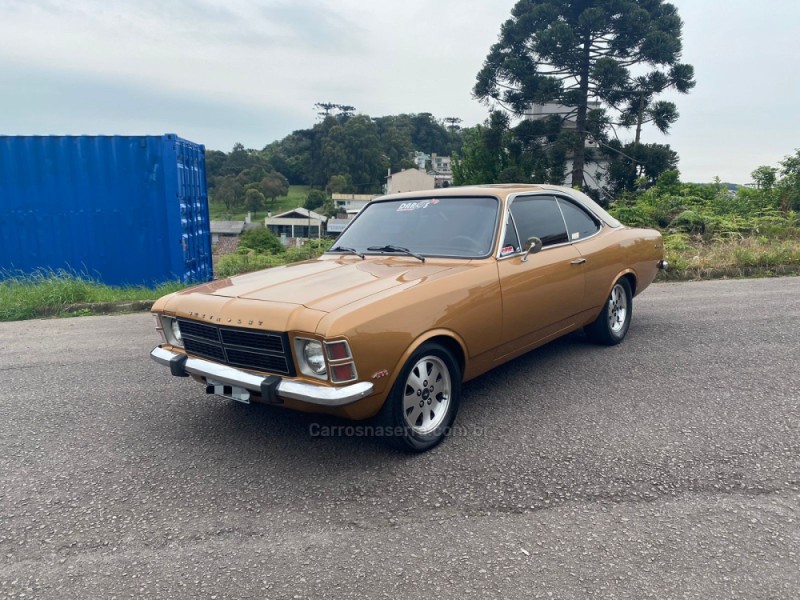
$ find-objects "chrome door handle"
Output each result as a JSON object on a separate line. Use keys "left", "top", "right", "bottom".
{"left": 570, "top": 258, "right": 587, "bottom": 265}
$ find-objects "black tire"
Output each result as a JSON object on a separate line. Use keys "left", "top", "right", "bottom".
{"left": 585, "top": 278, "right": 633, "bottom": 346}
{"left": 375, "top": 342, "right": 462, "bottom": 453}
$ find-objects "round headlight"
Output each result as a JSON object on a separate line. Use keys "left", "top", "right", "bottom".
{"left": 303, "top": 340, "right": 326, "bottom": 375}
{"left": 171, "top": 319, "right": 182, "bottom": 343}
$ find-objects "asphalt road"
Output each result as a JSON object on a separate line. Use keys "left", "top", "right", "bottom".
{"left": 1, "top": 278, "right": 799, "bottom": 599}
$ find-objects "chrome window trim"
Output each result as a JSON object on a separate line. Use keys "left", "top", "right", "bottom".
{"left": 496, "top": 192, "right": 605, "bottom": 260}
{"left": 555, "top": 195, "right": 601, "bottom": 242}
{"left": 535, "top": 185, "right": 622, "bottom": 228}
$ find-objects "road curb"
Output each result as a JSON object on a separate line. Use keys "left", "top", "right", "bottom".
{"left": 61, "top": 300, "right": 155, "bottom": 315}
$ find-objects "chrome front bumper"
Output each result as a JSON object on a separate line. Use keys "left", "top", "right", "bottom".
{"left": 150, "top": 346, "right": 374, "bottom": 407}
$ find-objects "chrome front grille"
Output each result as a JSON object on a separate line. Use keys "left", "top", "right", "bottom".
{"left": 177, "top": 318, "right": 294, "bottom": 376}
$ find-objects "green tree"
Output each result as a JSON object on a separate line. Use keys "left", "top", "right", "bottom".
{"left": 326, "top": 175, "right": 352, "bottom": 194}
{"left": 452, "top": 111, "right": 567, "bottom": 186}
{"left": 618, "top": 71, "right": 693, "bottom": 147}
{"left": 452, "top": 115, "right": 509, "bottom": 185}
{"left": 261, "top": 112, "right": 464, "bottom": 188}
{"left": 304, "top": 189, "right": 328, "bottom": 211}
{"left": 778, "top": 149, "right": 800, "bottom": 212}
{"left": 244, "top": 188, "right": 266, "bottom": 217}
{"left": 617, "top": 69, "right": 694, "bottom": 179}
{"left": 475, "top": 0, "right": 694, "bottom": 189}
{"left": 321, "top": 115, "right": 388, "bottom": 192}
{"left": 213, "top": 175, "right": 245, "bottom": 210}
{"left": 605, "top": 141, "right": 679, "bottom": 194}
{"left": 264, "top": 132, "right": 313, "bottom": 184}
{"left": 318, "top": 197, "right": 338, "bottom": 219}
{"left": 205, "top": 150, "right": 227, "bottom": 181}
{"left": 751, "top": 165, "right": 778, "bottom": 191}
{"left": 260, "top": 173, "right": 289, "bottom": 209}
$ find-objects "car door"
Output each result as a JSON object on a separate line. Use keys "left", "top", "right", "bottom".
{"left": 555, "top": 195, "right": 606, "bottom": 311}
{"left": 496, "top": 195, "right": 585, "bottom": 358}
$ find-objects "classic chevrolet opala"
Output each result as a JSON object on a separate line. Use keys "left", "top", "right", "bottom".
{"left": 151, "top": 184, "right": 666, "bottom": 451}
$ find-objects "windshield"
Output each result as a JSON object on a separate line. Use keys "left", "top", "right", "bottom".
{"left": 329, "top": 196, "right": 499, "bottom": 258}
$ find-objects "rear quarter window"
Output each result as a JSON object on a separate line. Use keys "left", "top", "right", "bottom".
{"left": 557, "top": 198, "right": 600, "bottom": 241}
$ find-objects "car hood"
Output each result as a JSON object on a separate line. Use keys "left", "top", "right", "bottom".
{"left": 183, "top": 258, "right": 462, "bottom": 313}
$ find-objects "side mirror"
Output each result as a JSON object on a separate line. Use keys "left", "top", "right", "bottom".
{"left": 522, "top": 237, "right": 543, "bottom": 262}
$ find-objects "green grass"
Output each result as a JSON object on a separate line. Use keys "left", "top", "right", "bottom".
{"left": 5, "top": 233, "right": 797, "bottom": 322}
{"left": 0, "top": 270, "right": 185, "bottom": 321}
{"left": 208, "top": 185, "right": 310, "bottom": 221}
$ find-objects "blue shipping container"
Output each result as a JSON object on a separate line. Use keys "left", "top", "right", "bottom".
{"left": 0, "top": 134, "right": 212, "bottom": 286}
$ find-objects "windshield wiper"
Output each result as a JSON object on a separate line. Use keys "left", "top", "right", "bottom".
{"left": 329, "top": 246, "right": 365, "bottom": 259}
{"left": 366, "top": 245, "right": 425, "bottom": 263}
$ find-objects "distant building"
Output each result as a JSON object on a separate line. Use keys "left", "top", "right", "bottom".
{"left": 429, "top": 153, "right": 453, "bottom": 188}
{"left": 409, "top": 152, "right": 453, "bottom": 187}
{"left": 431, "top": 153, "right": 451, "bottom": 174}
{"left": 332, "top": 193, "right": 377, "bottom": 215}
{"left": 412, "top": 151, "right": 429, "bottom": 170}
{"left": 265, "top": 207, "right": 327, "bottom": 241}
{"left": 326, "top": 218, "right": 352, "bottom": 236}
{"left": 525, "top": 102, "right": 608, "bottom": 190}
{"left": 386, "top": 168, "right": 436, "bottom": 194}
{"left": 210, "top": 220, "right": 245, "bottom": 247}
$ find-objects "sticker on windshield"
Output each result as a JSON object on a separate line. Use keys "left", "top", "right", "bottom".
{"left": 397, "top": 200, "right": 432, "bottom": 212}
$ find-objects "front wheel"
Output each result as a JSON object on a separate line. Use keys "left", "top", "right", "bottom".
{"left": 585, "top": 278, "right": 633, "bottom": 346}
{"left": 376, "top": 342, "right": 461, "bottom": 453}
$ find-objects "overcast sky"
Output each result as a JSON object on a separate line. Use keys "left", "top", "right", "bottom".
{"left": 1, "top": 0, "right": 798, "bottom": 183}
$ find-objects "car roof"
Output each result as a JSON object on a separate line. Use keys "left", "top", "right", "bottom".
{"left": 375, "top": 184, "right": 622, "bottom": 228}
{"left": 377, "top": 184, "right": 547, "bottom": 201}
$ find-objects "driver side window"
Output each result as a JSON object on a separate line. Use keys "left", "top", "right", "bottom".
{"left": 508, "top": 196, "right": 569, "bottom": 248}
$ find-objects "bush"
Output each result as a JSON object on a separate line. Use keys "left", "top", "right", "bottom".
{"left": 238, "top": 227, "right": 285, "bottom": 254}
{"left": 609, "top": 170, "right": 799, "bottom": 242}
{"left": 663, "top": 232, "right": 691, "bottom": 251}
{"left": 216, "top": 238, "right": 334, "bottom": 277}
{"left": 669, "top": 209, "right": 713, "bottom": 234}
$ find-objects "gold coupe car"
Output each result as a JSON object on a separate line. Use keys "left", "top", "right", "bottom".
{"left": 151, "top": 184, "right": 666, "bottom": 452}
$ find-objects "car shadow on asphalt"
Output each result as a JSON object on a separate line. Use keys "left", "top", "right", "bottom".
{"left": 155, "top": 328, "right": 618, "bottom": 469}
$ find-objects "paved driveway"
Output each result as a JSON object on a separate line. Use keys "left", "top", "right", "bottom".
{"left": 1, "top": 278, "right": 798, "bottom": 599}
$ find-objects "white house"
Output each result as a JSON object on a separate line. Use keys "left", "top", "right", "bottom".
{"left": 265, "top": 207, "right": 327, "bottom": 241}
{"left": 525, "top": 102, "right": 609, "bottom": 190}
{"left": 411, "top": 151, "right": 429, "bottom": 170}
{"left": 331, "top": 193, "right": 377, "bottom": 214}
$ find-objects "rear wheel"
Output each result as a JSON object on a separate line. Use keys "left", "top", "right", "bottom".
{"left": 585, "top": 278, "right": 632, "bottom": 345}
{"left": 376, "top": 342, "right": 461, "bottom": 452}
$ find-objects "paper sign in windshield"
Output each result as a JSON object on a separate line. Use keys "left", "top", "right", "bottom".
{"left": 396, "top": 200, "right": 438, "bottom": 212}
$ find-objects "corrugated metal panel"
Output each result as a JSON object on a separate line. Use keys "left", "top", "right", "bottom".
{"left": 0, "top": 134, "right": 212, "bottom": 286}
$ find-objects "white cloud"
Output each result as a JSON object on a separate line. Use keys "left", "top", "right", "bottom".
{"left": 1, "top": 0, "right": 799, "bottom": 182}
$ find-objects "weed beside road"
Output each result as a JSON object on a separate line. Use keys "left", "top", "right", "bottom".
{"left": 3, "top": 235, "right": 798, "bottom": 321}
{"left": 0, "top": 270, "right": 185, "bottom": 321}
{"left": 660, "top": 235, "right": 800, "bottom": 281}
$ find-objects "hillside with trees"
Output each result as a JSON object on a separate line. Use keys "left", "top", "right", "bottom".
{"left": 262, "top": 111, "right": 463, "bottom": 191}
{"left": 205, "top": 111, "right": 465, "bottom": 217}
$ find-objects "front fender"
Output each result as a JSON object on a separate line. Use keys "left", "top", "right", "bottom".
{"left": 383, "top": 328, "right": 469, "bottom": 394}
